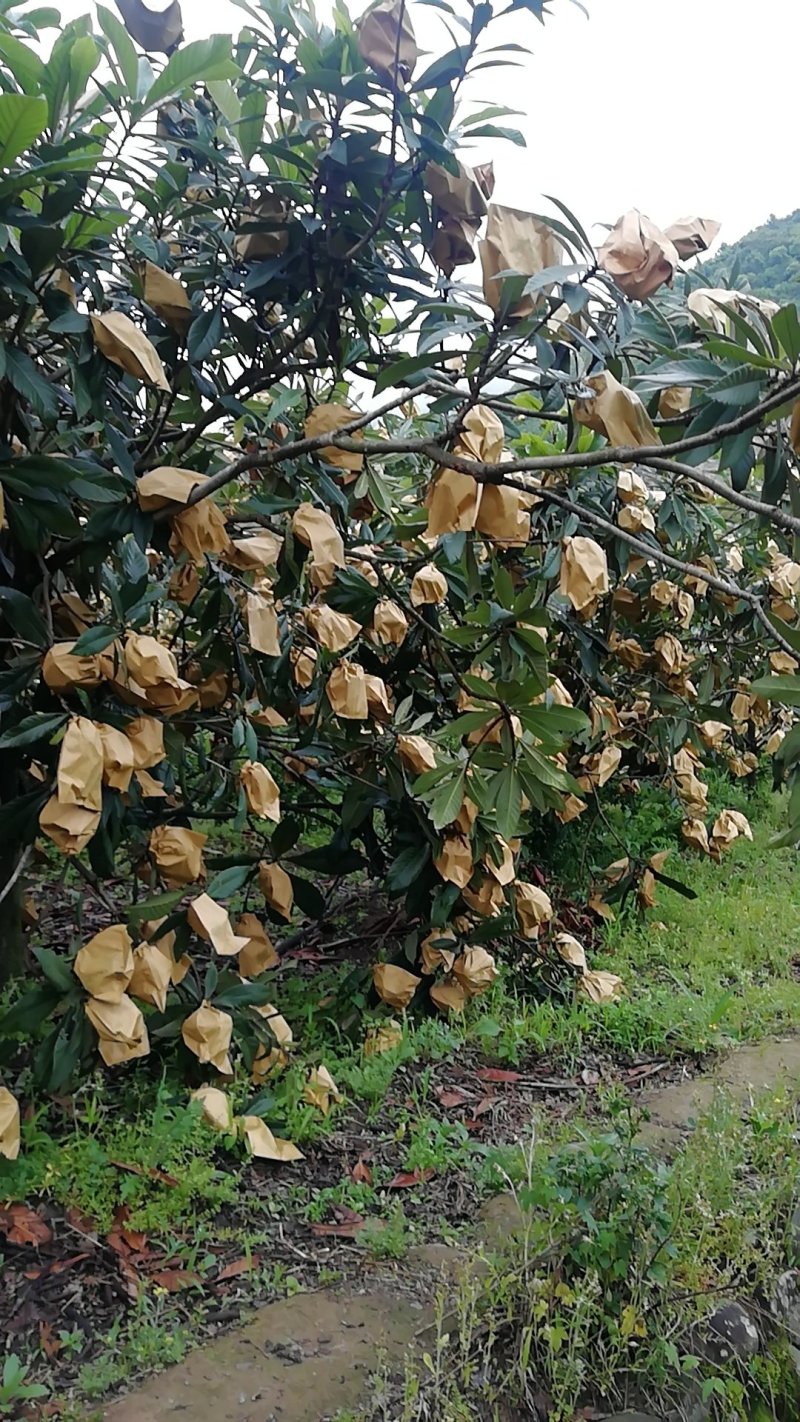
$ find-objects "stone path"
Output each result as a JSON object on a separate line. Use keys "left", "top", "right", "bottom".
{"left": 102, "top": 1037, "right": 800, "bottom": 1422}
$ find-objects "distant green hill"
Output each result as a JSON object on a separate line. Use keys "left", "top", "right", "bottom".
{"left": 700, "top": 209, "right": 800, "bottom": 307}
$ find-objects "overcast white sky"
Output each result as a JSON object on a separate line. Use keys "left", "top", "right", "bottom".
{"left": 58, "top": 0, "right": 798, "bottom": 250}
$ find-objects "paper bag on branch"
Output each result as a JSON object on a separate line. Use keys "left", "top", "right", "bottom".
{"left": 74, "top": 925, "right": 134, "bottom": 1003}
{"left": 658, "top": 385, "right": 691, "bottom": 420}
{"left": 372, "top": 599, "right": 408, "bottom": 646}
{"left": 247, "top": 590, "right": 281, "bottom": 657}
{"left": 574, "top": 372, "right": 659, "bottom": 448}
{"left": 425, "top": 160, "right": 488, "bottom": 225}
{"left": 97, "top": 723, "right": 135, "bottom": 792}
{"left": 187, "top": 894, "right": 250, "bottom": 957}
{"left": 42, "top": 641, "right": 108, "bottom": 690}
{"left": 125, "top": 633, "right": 180, "bottom": 691}
{"left": 364, "top": 673, "right": 392, "bottom": 720}
{"left": 39, "top": 799, "right": 100, "bottom": 855}
{"left": 476, "top": 484, "right": 530, "bottom": 545}
{"left": 681, "top": 817, "right": 710, "bottom": 854}
{"left": 0, "top": 1088, "right": 20, "bottom": 1161}
{"left": 240, "top": 761, "right": 281, "bottom": 821}
{"left": 364, "top": 1019, "right": 403, "bottom": 1054}
{"left": 304, "top": 404, "right": 363, "bottom": 474}
{"left": 373, "top": 962, "right": 420, "bottom": 1009}
{"left": 454, "top": 403, "right": 505, "bottom": 464}
{"left": 578, "top": 970, "right": 623, "bottom": 1003}
{"left": 143, "top": 261, "right": 191, "bottom": 333}
{"left": 259, "top": 861, "right": 294, "bottom": 920}
{"left": 430, "top": 977, "right": 467, "bottom": 1014}
{"left": 170, "top": 501, "right": 232, "bottom": 564}
{"left": 86, "top": 994, "right": 149, "bottom": 1066}
{"left": 663, "top": 216, "right": 721, "bottom": 258}
{"left": 235, "top": 914, "right": 279, "bottom": 977}
{"left": 290, "top": 644, "right": 317, "bottom": 688}
{"left": 420, "top": 929, "right": 456, "bottom": 974}
{"left": 182, "top": 1002, "right": 233, "bottom": 1074}
{"left": 91, "top": 311, "right": 170, "bottom": 390}
{"left": 397, "top": 733, "right": 437, "bottom": 774}
{"left": 480, "top": 203, "right": 564, "bottom": 318}
{"left": 57, "top": 717, "right": 103, "bottom": 812}
{"left": 292, "top": 503, "right": 345, "bottom": 579}
{"left": 597, "top": 210, "right": 678, "bottom": 301}
{"left": 555, "top": 932, "right": 586, "bottom": 971}
{"left": 303, "top": 1064, "right": 342, "bottom": 1116}
{"left": 411, "top": 563, "right": 447, "bottom": 606}
{"left": 452, "top": 946, "right": 497, "bottom": 997}
{"left": 125, "top": 716, "right": 165, "bottom": 769}
{"left": 224, "top": 531, "right": 283, "bottom": 573}
{"left": 426, "top": 467, "right": 481, "bottom": 537}
{"left": 129, "top": 940, "right": 172, "bottom": 1012}
{"left": 149, "top": 824, "right": 207, "bottom": 886}
{"left": 191, "top": 1085, "right": 232, "bottom": 1133}
{"left": 431, "top": 217, "right": 477, "bottom": 276}
{"left": 242, "top": 1116, "right": 303, "bottom": 1161}
{"left": 433, "top": 832, "right": 473, "bottom": 889}
{"left": 305, "top": 604, "right": 361, "bottom": 652}
{"left": 358, "top": 0, "right": 419, "bottom": 89}
{"left": 234, "top": 193, "right": 289, "bottom": 262}
{"left": 514, "top": 882, "right": 553, "bottom": 936}
{"left": 559, "top": 536, "right": 609, "bottom": 613}
{"left": 327, "top": 662, "right": 369, "bottom": 719}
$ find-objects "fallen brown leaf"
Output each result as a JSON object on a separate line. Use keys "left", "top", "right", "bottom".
{"left": 217, "top": 1256, "right": 260, "bottom": 1281}
{"left": 150, "top": 1268, "right": 201, "bottom": 1291}
{"left": 475, "top": 1067, "right": 521, "bottom": 1083}
{"left": 38, "top": 1322, "right": 61, "bottom": 1360}
{"left": 0, "top": 1205, "right": 52, "bottom": 1247}
{"left": 436, "top": 1087, "right": 471, "bottom": 1108}
{"left": 386, "top": 1168, "right": 436, "bottom": 1189}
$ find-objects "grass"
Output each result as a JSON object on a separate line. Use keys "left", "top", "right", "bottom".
{"left": 357, "top": 1085, "right": 800, "bottom": 1422}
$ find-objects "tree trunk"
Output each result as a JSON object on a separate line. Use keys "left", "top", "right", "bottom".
{"left": 0, "top": 754, "right": 25, "bottom": 987}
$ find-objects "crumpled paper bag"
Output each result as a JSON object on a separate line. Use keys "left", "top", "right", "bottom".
{"left": 476, "top": 484, "right": 530, "bottom": 546}
{"left": 125, "top": 633, "right": 180, "bottom": 692}
{"left": 463, "top": 875, "right": 504, "bottom": 918}
{"left": 577, "top": 743, "right": 622, "bottom": 790}
{"left": 556, "top": 794, "right": 587, "bottom": 824}
{"left": 578, "top": 970, "right": 624, "bottom": 1003}
{"left": 426, "top": 467, "right": 481, "bottom": 537}
{"left": 452, "top": 946, "right": 497, "bottom": 996}
{"left": 410, "top": 563, "right": 447, "bottom": 606}
{"left": 658, "top": 385, "right": 691, "bottom": 420}
{"left": 97, "top": 723, "right": 135, "bottom": 792}
{"left": 397, "top": 734, "right": 436, "bottom": 774}
{"left": 598, "top": 210, "right": 678, "bottom": 301}
{"left": 327, "top": 662, "right": 368, "bottom": 719}
{"left": 182, "top": 1002, "right": 233, "bottom": 1074}
{"left": 241, "top": 1116, "right": 303, "bottom": 1161}
{"left": 91, "top": 311, "right": 170, "bottom": 390}
{"left": 234, "top": 193, "right": 289, "bottom": 262}
{"left": 57, "top": 717, "right": 103, "bottom": 812}
{"left": 74, "top": 925, "right": 134, "bottom": 1003}
{"left": 711, "top": 808, "right": 752, "bottom": 851}
{"left": 143, "top": 260, "right": 191, "bottom": 333}
{"left": 420, "top": 928, "right": 456, "bottom": 975}
{"left": 364, "top": 1019, "right": 403, "bottom": 1054}
{"left": 358, "top": 0, "right": 419, "bottom": 89}
{"left": 559, "top": 536, "right": 609, "bottom": 613}
{"left": 555, "top": 932, "right": 586, "bottom": 970}
{"left": 303, "top": 1064, "right": 343, "bottom": 1116}
{"left": 0, "top": 1088, "right": 20, "bottom": 1161}
{"left": 86, "top": 994, "right": 150, "bottom": 1066}
{"left": 191, "top": 1085, "right": 232, "bottom": 1133}
{"left": 290, "top": 644, "right": 317, "bottom": 688}
{"left": 681, "top": 817, "right": 710, "bottom": 854}
{"left": 574, "top": 371, "right": 659, "bottom": 448}
{"left": 514, "top": 883, "right": 553, "bottom": 936}
{"left": 129, "top": 940, "right": 172, "bottom": 1012}
{"left": 430, "top": 977, "right": 467, "bottom": 1014}
{"left": 224, "top": 530, "right": 283, "bottom": 573}
{"left": 170, "top": 501, "right": 232, "bottom": 564}
{"left": 305, "top": 604, "right": 361, "bottom": 652}
{"left": 292, "top": 503, "right": 345, "bottom": 580}
{"left": 426, "top": 159, "right": 489, "bottom": 225}
{"left": 431, "top": 217, "right": 478, "bottom": 276}
{"left": 235, "top": 914, "right": 279, "bottom": 977}
{"left": 433, "top": 832, "right": 473, "bottom": 889}
{"left": 125, "top": 716, "right": 165, "bottom": 769}
{"left": 304, "top": 404, "right": 363, "bottom": 474}
{"left": 663, "top": 216, "right": 720, "bottom": 258}
{"left": 187, "top": 894, "right": 250, "bottom": 957}
{"left": 42, "top": 641, "right": 108, "bottom": 690}
{"left": 149, "top": 824, "right": 207, "bottom": 886}
{"left": 373, "top": 962, "right": 420, "bottom": 1009}
{"left": 480, "top": 203, "right": 564, "bottom": 317}
{"left": 240, "top": 761, "right": 281, "bottom": 822}
{"left": 136, "top": 466, "right": 206, "bottom": 510}
{"left": 364, "top": 673, "right": 392, "bottom": 720}
{"left": 247, "top": 590, "right": 281, "bottom": 657}
{"left": 39, "top": 799, "right": 100, "bottom": 855}
{"left": 259, "top": 861, "right": 294, "bottom": 920}
{"left": 372, "top": 599, "right": 408, "bottom": 646}
{"left": 455, "top": 404, "right": 505, "bottom": 464}
{"left": 143, "top": 916, "right": 191, "bottom": 985}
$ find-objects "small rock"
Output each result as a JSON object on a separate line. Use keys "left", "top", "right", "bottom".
{"left": 771, "top": 1268, "right": 800, "bottom": 1342}
{"left": 703, "top": 1299, "right": 760, "bottom": 1364}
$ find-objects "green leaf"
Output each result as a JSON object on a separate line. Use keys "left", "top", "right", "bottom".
{"left": 97, "top": 3, "right": 140, "bottom": 95}
{"left": 490, "top": 764, "right": 521, "bottom": 839}
{"left": 772, "top": 304, "right": 800, "bottom": 364}
{"left": 5, "top": 346, "right": 58, "bottom": 420}
{"left": 144, "top": 36, "right": 238, "bottom": 111}
{"left": 749, "top": 674, "right": 800, "bottom": 706}
{"left": 428, "top": 770, "right": 466, "bottom": 830}
{"left": 0, "top": 711, "right": 68, "bottom": 749}
{"left": 33, "top": 945, "right": 76, "bottom": 994}
{"left": 387, "top": 841, "right": 431, "bottom": 894}
{"left": 206, "top": 863, "right": 253, "bottom": 899}
{"left": 238, "top": 87, "right": 266, "bottom": 164}
{"left": 0, "top": 92, "right": 47, "bottom": 166}
{"left": 71, "top": 624, "right": 119, "bottom": 655}
{"left": 0, "top": 588, "right": 49, "bottom": 647}
{"left": 0, "top": 34, "right": 46, "bottom": 94}
{"left": 125, "top": 889, "right": 185, "bottom": 923}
